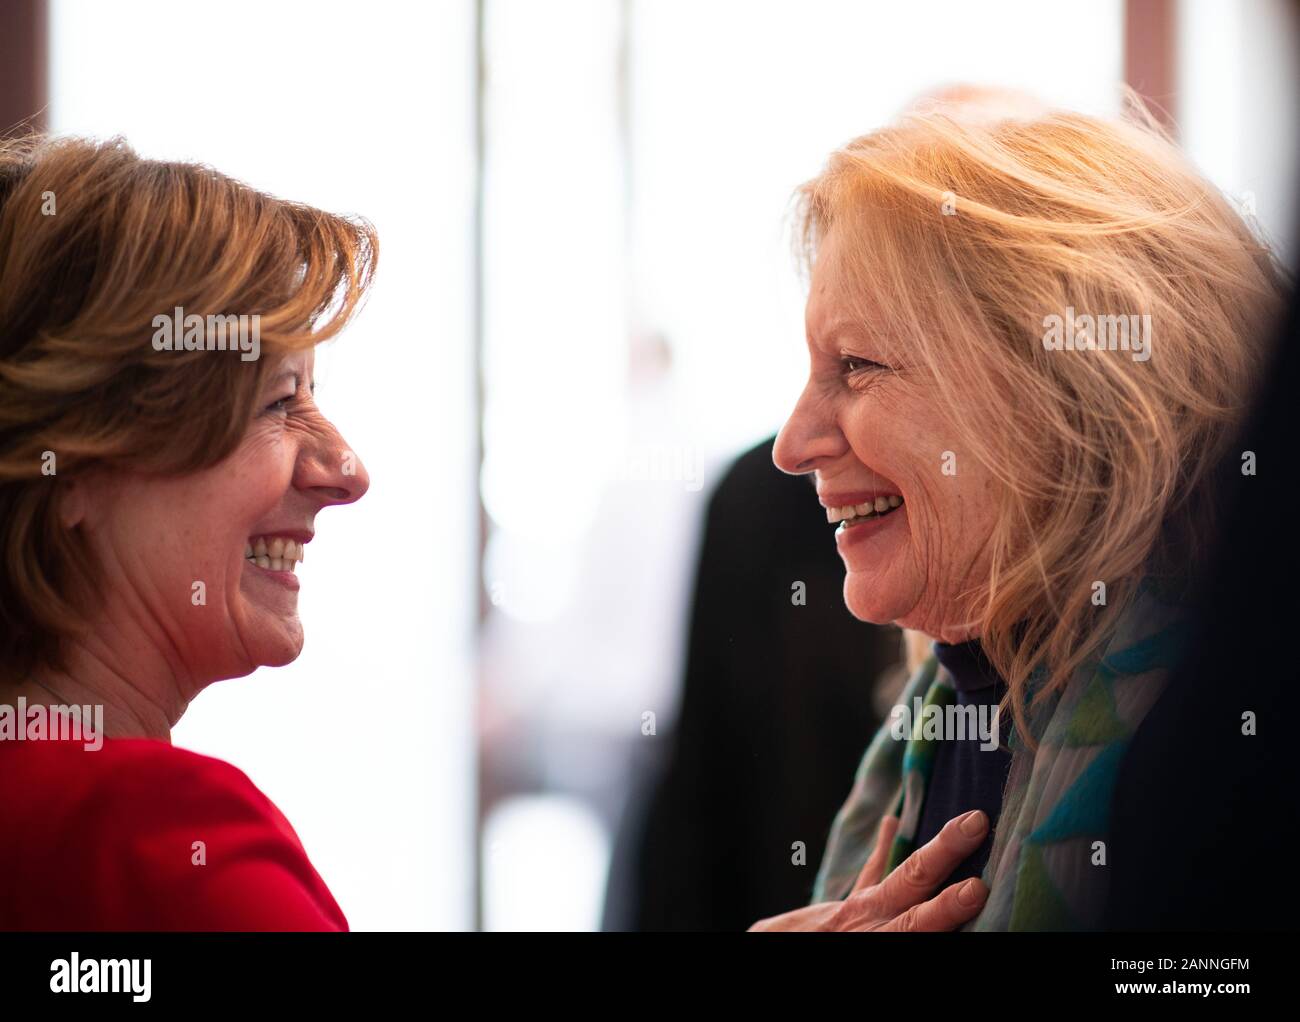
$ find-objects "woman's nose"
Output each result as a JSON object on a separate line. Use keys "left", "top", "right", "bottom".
{"left": 772, "top": 384, "right": 847, "bottom": 475}
{"left": 296, "top": 417, "right": 370, "bottom": 506}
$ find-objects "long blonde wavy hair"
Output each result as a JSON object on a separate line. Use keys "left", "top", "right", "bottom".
{"left": 795, "top": 92, "right": 1289, "bottom": 745}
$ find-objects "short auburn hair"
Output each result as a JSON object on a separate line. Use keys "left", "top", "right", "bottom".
{"left": 0, "top": 135, "right": 377, "bottom": 680}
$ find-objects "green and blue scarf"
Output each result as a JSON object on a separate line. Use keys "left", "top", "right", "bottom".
{"left": 811, "top": 585, "right": 1188, "bottom": 930}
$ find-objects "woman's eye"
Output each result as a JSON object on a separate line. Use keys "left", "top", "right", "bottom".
{"left": 841, "top": 355, "right": 885, "bottom": 376}
{"left": 264, "top": 394, "right": 293, "bottom": 415}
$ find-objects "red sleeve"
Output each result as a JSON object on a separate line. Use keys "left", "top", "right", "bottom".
{"left": 1, "top": 738, "right": 349, "bottom": 932}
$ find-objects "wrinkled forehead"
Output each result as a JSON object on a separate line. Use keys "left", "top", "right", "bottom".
{"left": 805, "top": 231, "right": 846, "bottom": 329}
{"left": 265, "top": 347, "right": 315, "bottom": 382}
{"left": 804, "top": 228, "right": 885, "bottom": 347}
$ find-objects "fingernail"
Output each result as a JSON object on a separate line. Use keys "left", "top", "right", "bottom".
{"left": 958, "top": 878, "right": 985, "bottom": 906}
{"left": 959, "top": 810, "right": 987, "bottom": 837}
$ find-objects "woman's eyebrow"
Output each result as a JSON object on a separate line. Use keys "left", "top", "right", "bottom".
{"left": 813, "top": 314, "right": 876, "bottom": 345}
{"left": 823, "top": 329, "right": 887, "bottom": 357}
{"left": 825, "top": 316, "right": 901, "bottom": 359}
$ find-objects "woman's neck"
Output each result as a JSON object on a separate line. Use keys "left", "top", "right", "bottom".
{"left": 3, "top": 646, "right": 180, "bottom": 742}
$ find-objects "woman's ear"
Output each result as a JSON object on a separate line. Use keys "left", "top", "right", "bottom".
{"left": 55, "top": 475, "right": 88, "bottom": 530}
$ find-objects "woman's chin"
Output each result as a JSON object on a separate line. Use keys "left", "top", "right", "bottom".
{"left": 241, "top": 618, "right": 304, "bottom": 669}
{"left": 841, "top": 575, "right": 903, "bottom": 625}
{"left": 260, "top": 642, "right": 303, "bottom": 669}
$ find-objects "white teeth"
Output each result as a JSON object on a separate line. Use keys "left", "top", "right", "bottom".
{"left": 824, "top": 495, "right": 905, "bottom": 525}
{"left": 244, "top": 536, "right": 306, "bottom": 572}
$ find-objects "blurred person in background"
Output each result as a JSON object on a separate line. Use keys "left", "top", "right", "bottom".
{"left": 604, "top": 437, "right": 904, "bottom": 931}
{"left": 1106, "top": 247, "right": 1300, "bottom": 930}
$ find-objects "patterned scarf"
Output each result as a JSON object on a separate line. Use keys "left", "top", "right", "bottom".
{"left": 811, "top": 584, "right": 1188, "bottom": 930}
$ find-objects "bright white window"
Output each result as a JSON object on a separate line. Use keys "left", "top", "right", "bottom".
{"left": 477, "top": 0, "right": 1124, "bottom": 931}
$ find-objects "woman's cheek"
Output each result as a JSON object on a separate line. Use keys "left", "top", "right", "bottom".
{"left": 229, "top": 434, "right": 296, "bottom": 500}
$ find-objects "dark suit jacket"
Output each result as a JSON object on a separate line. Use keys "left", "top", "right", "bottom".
{"left": 1106, "top": 283, "right": 1300, "bottom": 929}
{"left": 604, "top": 438, "right": 902, "bottom": 930}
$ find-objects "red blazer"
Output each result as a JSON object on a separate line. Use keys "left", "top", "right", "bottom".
{"left": 0, "top": 735, "right": 348, "bottom": 931}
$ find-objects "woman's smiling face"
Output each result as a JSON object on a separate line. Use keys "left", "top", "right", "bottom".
{"left": 66, "top": 348, "right": 369, "bottom": 683}
{"left": 773, "top": 229, "right": 998, "bottom": 643}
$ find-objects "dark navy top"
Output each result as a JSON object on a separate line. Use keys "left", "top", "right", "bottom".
{"left": 910, "top": 640, "right": 1013, "bottom": 887}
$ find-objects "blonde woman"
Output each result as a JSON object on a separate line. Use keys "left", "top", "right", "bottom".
{"left": 751, "top": 94, "right": 1287, "bottom": 931}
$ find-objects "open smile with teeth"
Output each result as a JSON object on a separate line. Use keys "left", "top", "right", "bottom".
{"left": 244, "top": 536, "right": 306, "bottom": 573}
{"left": 826, "top": 495, "right": 904, "bottom": 529}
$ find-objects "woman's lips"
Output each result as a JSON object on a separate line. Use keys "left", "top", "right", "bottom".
{"left": 242, "top": 532, "right": 310, "bottom": 593}
{"left": 243, "top": 558, "right": 301, "bottom": 591}
{"left": 833, "top": 500, "right": 907, "bottom": 553}
{"left": 819, "top": 486, "right": 908, "bottom": 553}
